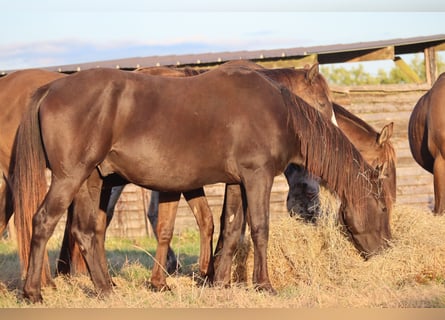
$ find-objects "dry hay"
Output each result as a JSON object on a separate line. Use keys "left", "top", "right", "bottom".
{"left": 232, "top": 184, "right": 445, "bottom": 298}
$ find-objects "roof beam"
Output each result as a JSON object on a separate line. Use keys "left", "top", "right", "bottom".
{"left": 318, "top": 46, "right": 394, "bottom": 64}
{"left": 256, "top": 54, "right": 318, "bottom": 69}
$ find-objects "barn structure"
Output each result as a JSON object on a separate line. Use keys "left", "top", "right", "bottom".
{"left": 3, "top": 34, "right": 445, "bottom": 238}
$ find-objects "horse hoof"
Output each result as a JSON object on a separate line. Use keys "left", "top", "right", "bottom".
{"left": 213, "top": 280, "right": 231, "bottom": 289}
{"left": 166, "top": 261, "right": 181, "bottom": 275}
{"left": 255, "top": 284, "right": 277, "bottom": 295}
{"left": 23, "top": 292, "right": 43, "bottom": 304}
{"left": 194, "top": 274, "right": 213, "bottom": 287}
{"left": 96, "top": 288, "right": 113, "bottom": 300}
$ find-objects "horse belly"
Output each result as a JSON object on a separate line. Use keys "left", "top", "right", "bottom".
{"left": 102, "top": 148, "right": 237, "bottom": 192}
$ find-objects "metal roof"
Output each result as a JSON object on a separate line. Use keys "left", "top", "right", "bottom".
{"left": 3, "top": 34, "right": 445, "bottom": 75}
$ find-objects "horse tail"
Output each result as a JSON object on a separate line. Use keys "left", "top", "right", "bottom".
{"left": 12, "top": 86, "right": 51, "bottom": 284}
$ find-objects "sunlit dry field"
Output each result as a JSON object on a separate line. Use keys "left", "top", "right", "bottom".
{"left": 2, "top": 193, "right": 445, "bottom": 308}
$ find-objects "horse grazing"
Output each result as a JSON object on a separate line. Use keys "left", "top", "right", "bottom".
{"left": 409, "top": 72, "right": 445, "bottom": 214}
{"left": 0, "top": 69, "right": 66, "bottom": 286}
{"left": 286, "top": 102, "right": 396, "bottom": 219}
{"left": 213, "top": 102, "right": 396, "bottom": 284}
{"left": 58, "top": 62, "right": 336, "bottom": 280}
{"left": 12, "top": 66, "right": 391, "bottom": 302}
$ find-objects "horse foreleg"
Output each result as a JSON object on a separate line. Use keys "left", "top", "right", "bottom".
{"left": 105, "top": 185, "right": 125, "bottom": 226}
{"left": 150, "top": 192, "right": 180, "bottom": 291}
{"left": 70, "top": 171, "right": 112, "bottom": 297}
{"left": 147, "top": 190, "right": 179, "bottom": 274}
{"left": 433, "top": 155, "right": 445, "bottom": 214}
{"left": 213, "top": 184, "right": 246, "bottom": 287}
{"left": 242, "top": 169, "right": 276, "bottom": 294}
{"left": 183, "top": 188, "right": 214, "bottom": 284}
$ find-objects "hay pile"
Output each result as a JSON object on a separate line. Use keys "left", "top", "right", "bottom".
{"left": 233, "top": 185, "right": 445, "bottom": 297}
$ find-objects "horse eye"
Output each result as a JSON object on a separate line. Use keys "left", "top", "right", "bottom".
{"left": 317, "top": 100, "right": 326, "bottom": 107}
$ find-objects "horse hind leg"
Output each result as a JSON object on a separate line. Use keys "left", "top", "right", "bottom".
{"left": 150, "top": 192, "right": 180, "bottom": 291}
{"left": 433, "top": 155, "right": 445, "bottom": 214}
{"left": 147, "top": 190, "right": 179, "bottom": 274}
{"left": 23, "top": 176, "right": 85, "bottom": 303}
{"left": 69, "top": 171, "right": 113, "bottom": 297}
{"left": 57, "top": 182, "right": 115, "bottom": 277}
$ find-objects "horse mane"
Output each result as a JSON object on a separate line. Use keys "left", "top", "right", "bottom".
{"left": 281, "top": 87, "right": 391, "bottom": 220}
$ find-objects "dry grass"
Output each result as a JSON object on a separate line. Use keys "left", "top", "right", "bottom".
{"left": 2, "top": 188, "right": 445, "bottom": 307}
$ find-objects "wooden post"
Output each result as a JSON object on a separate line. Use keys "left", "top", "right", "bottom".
{"left": 425, "top": 47, "right": 437, "bottom": 86}
{"left": 393, "top": 56, "right": 422, "bottom": 84}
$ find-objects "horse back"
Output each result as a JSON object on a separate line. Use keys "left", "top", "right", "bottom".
{"left": 37, "top": 67, "right": 294, "bottom": 191}
{"left": 0, "top": 69, "right": 65, "bottom": 173}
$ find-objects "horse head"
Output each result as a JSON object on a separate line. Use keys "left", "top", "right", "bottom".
{"left": 284, "top": 164, "right": 321, "bottom": 221}
{"left": 338, "top": 165, "right": 392, "bottom": 258}
{"left": 300, "top": 64, "right": 337, "bottom": 125}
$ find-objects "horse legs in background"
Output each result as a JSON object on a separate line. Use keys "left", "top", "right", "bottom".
{"left": 182, "top": 188, "right": 214, "bottom": 284}
{"left": 149, "top": 192, "right": 181, "bottom": 291}
{"left": 149, "top": 189, "right": 215, "bottom": 289}
{"left": 147, "top": 191, "right": 180, "bottom": 274}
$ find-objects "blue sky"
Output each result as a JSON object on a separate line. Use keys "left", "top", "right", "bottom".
{"left": 1, "top": 1, "right": 445, "bottom": 72}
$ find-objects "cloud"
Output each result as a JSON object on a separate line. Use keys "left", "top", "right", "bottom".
{"left": 0, "top": 39, "right": 214, "bottom": 71}
{"left": 0, "top": 34, "right": 307, "bottom": 71}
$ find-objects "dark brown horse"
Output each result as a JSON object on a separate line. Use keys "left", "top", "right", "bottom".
{"left": 409, "top": 72, "right": 445, "bottom": 214}
{"left": 212, "top": 101, "right": 396, "bottom": 283}
{"left": 5, "top": 63, "right": 334, "bottom": 291}
{"left": 0, "top": 69, "right": 66, "bottom": 286}
{"left": 58, "top": 62, "right": 336, "bottom": 279}
{"left": 12, "top": 67, "right": 392, "bottom": 302}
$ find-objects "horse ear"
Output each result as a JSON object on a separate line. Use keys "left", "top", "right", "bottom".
{"left": 377, "top": 122, "right": 394, "bottom": 146}
{"left": 306, "top": 63, "right": 319, "bottom": 84}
